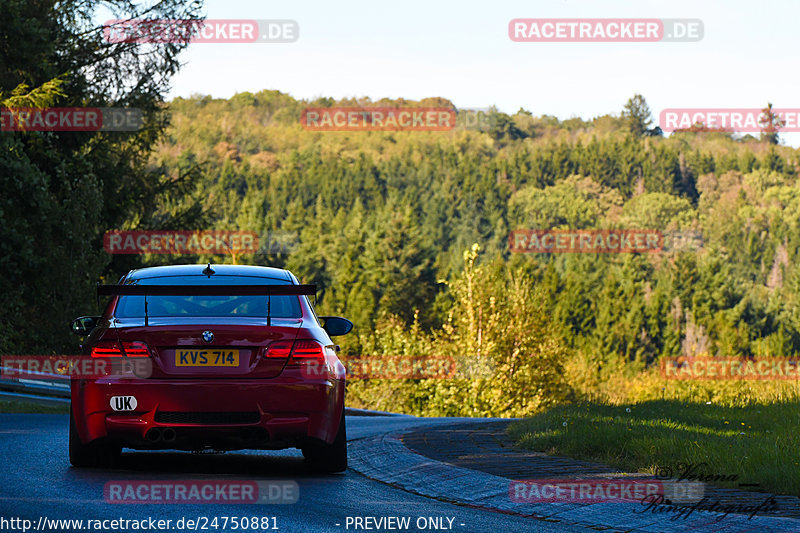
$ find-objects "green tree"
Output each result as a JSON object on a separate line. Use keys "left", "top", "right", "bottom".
{"left": 622, "top": 94, "right": 655, "bottom": 137}
{"left": 0, "top": 0, "right": 203, "bottom": 353}
{"left": 759, "top": 102, "right": 784, "bottom": 145}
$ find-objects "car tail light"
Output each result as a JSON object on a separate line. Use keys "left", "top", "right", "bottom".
{"left": 290, "top": 340, "right": 325, "bottom": 362}
{"left": 91, "top": 341, "right": 151, "bottom": 357}
{"left": 91, "top": 341, "right": 123, "bottom": 357}
{"left": 265, "top": 340, "right": 293, "bottom": 358}
{"left": 121, "top": 341, "right": 150, "bottom": 357}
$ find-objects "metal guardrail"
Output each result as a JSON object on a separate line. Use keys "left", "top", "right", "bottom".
{"left": 0, "top": 365, "right": 70, "bottom": 398}
{"left": 0, "top": 390, "right": 69, "bottom": 406}
{"left": 0, "top": 379, "right": 70, "bottom": 398}
{"left": 0, "top": 366, "right": 408, "bottom": 416}
{"left": 344, "top": 407, "right": 411, "bottom": 417}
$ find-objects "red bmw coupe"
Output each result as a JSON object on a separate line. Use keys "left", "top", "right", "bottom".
{"left": 69, "top": 264, "right": 352, "bottom": 472}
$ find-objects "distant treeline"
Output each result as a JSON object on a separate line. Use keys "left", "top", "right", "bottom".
{"left": 7, "top": 86, "right": 800, "bottom": 414}
{"left": 147, "top": 92, "right": 800, "bottom": 367}
{"left": 3, "top": 0, "right": 798, "bottom": 415}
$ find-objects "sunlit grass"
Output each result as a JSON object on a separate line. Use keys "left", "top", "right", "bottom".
{"left": 509, "top": 399, "right": 800, "bottom": 496}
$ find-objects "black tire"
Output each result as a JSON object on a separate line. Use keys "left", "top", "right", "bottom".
{"left": 69, "top": 409, "right": 121, "bottom": 468}
{"left": 302, "top": 410, "right": 347, "bottom": 473}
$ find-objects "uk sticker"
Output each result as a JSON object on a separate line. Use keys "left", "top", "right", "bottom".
{"left": 110, "top": 396, "right": 137, "bottom": 411}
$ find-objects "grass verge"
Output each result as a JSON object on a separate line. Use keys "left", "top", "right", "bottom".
{"left": 508, "top": 400, "right": 800, "bottom": 497}
{"left": 0, "top": 399, "right": 70, "bottom": 414}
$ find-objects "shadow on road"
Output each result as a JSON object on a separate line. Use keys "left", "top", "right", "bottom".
{"left": 66, "top": 450, "right": 344, "bottom": 480}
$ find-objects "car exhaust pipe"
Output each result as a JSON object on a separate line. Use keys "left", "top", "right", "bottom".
{"left": 161, "top": 427, "right": 177, "bottom": 442}
{"left": 145, "top": 428, "right": 162, "bottom": 442}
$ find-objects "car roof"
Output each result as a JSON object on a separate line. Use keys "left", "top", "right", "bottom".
{"left": 125, "top": 264, "right": 293, "bottom": 282}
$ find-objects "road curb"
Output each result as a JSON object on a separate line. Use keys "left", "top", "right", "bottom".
{"left": 348, "top": 426, "right": 800, "bottom": 533}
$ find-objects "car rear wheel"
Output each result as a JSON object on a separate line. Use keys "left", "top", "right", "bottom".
{"left": 69, "top": 409, "right": 121, "bottom": 468}
{"left": 302, "top": 410, "right": 347, "bottom": 473}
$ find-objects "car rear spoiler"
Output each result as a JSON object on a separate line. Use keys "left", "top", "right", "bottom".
{"left": 97, "top": 284, "right": 316, "bottom": 326}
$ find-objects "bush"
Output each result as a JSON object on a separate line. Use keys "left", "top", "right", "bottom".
{"left": 346, "top": 245, "right": 574, "bottom": 417}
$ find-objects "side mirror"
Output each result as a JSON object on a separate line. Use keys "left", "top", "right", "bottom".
{"left": 71, "top": 316, "right": 100, "bottom": 336}
{"left": 319, "top": 316, "right": 353, "bottom": 337}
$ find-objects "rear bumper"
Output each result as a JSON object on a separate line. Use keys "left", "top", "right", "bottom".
{"left": 71, "top": 372, "right": 344, "bottom": 449}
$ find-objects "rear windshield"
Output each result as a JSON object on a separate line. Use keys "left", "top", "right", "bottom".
{"left": 114, "top": 275, "right": 302, "bottom": 318}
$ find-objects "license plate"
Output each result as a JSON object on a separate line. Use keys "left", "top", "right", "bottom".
{"left": 175, "top": 349, "right": 239, "bottom": 367}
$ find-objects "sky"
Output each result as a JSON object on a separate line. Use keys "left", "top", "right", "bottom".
{"left": 138, "top": 0, "right": 800, "bottom": 145}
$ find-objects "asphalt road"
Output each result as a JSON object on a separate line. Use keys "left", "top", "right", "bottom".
{"left": 0, "top": 414, "right": 591, "bottom": 533}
